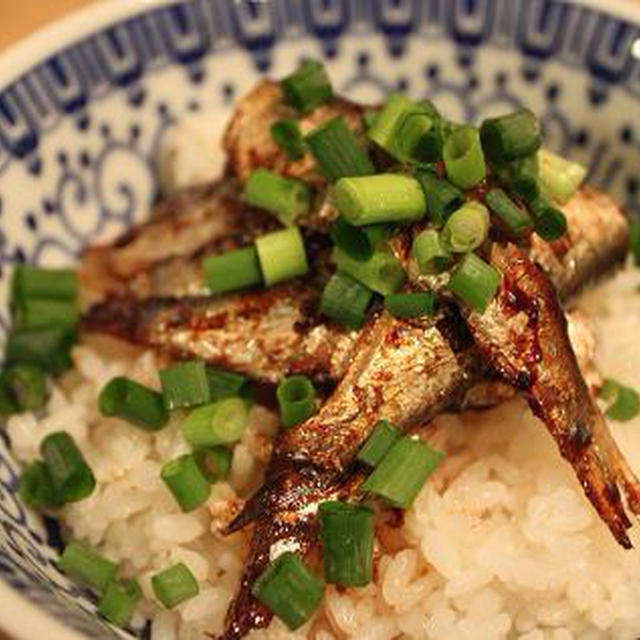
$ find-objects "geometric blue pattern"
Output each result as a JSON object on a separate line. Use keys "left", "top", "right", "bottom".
{"left": 0, "top": 0, "right": 640, "bottom": 637}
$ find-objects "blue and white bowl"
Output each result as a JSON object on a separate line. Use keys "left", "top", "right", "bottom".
{"left": 0, "top": 0, "right": 639, "bottom": 637}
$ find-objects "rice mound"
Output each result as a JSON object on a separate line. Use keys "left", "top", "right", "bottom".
{"left": 8, "top": 263, "right": 640, "bottom": 639}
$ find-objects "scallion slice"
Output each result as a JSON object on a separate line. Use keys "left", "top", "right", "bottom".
{"left": 333, "top": 247, "right": 406, "bottom": 296}
{"left": 252, "top": 552, "right": 324, "bottom": 630}
{"left": 98, "top": 579, "right": 142, "bottom": 628}
{"left": 19, "top": 461, "right": 63, "bottom": 510}
{"left": 5, "top": 326, "right": 75, "bottom": 374}
{"left": 58, "top": 542, "right": 118, "bottom": 593}
{"left": 362, "top": 109, "right": 379, "bottom": 130}
{"left": 305, "top": 116, "right": 374, "bottom": 182}
{"left": 529, "top": 196, "right": 567, "bottom": 242}
{"left": 441, "top": 201, "right": 490, "bottom": 253}
{"left": 631, "top": 220, "right": 640, "bottom": 267}
{"left": 14, "top": 298, "right": 78, "bottom": 330}
{"left": 443, "top": 126, "right": 486, "bottom": 189}
{"left": 480, "top": 108, "right": 541, "bottom": 163}
{"left": 320, "top": 272, "right": 374, "bottom": 330}
{"left": 448, "top": 253, "right": 501, "bottom": 313}
{"left": 600, "top": 379, "right": 640, "bottom": 422}
{"left": 493, "top": 154, "right": 540, "bottom": 203}
{"left": 281, "top": 60, "right": 333, "bottom": 114}
{"left": 538, "top": 149, "right": 587, "bottom": 205}
{"left": 242, "top": 169, "right": 311, "bottom": 226}
{"left": 152, "top": 563, "right": 199, "bottom": 609}
{"left": 256, "top": 227, "right": 309, "bottom": 287}
{"left": 182, "top": 397, "right": 248, "bottom": 448}
{"left": 416, "top": 171, "right": 465, "bottom": 227}
{"left": 99, "top": 376, "right": 169, "bottom": 431}
{"left": 357, "top": 419, "right": 402, "bottom": 467}
{"left": 160, "top": 454, "right": 211, "bottom": 512}
{"left": 41, "top": 431, "right": 95, "bottom": 503}
{"left": 206, "top": 367, "right": 253, "bottom": 404}
{"left": 271, "top": 119, "right": 306, "bottom": 161}
{"left": 203, "top": 246, "right": 262, "bottom": 295}
{"left": 412, "top": 229, "right": 452, "bottom": 274}
{"left": 5, "top": 364, "right": 48, "bottom": 412}
{"left": 334, "top": 174, "right": 426, "bottom": 226}
{"left": 385, "top": 292, "right": 437, "bottom": 319}
{"left": 276, "top": 375, "right": 316, "bottom": 429}
{"left": 160, "top": 361, "right": 210, "bottom": 410}
{"left": 12, "top": 265, "right": 77, "bottom": 303}
{"left": 367, "top": 94, "right": 415, "bottom": 158}
{"left": 485, "top": 188, "right": 533, "bottom": 236}
{"left": 319, "top": 501, "right": 374, "bottom": 587}
{"left": 362, "top": 436, "right": 445, "bottom": 508}
{"left": 330, "top": 217, "right": 374, "bottom": 262}
{"left": 193, "top": 446, "right": 232, "bottom": 483}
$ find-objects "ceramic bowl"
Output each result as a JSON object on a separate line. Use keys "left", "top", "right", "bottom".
{"left": 0, "top": 0, "right": 639, "bottom": 637}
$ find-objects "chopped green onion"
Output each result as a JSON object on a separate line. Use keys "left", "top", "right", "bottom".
{"left": 281, "top": 60, "right": 333, "bottom": 114}
{"left": 305, "top": 116, "right": 374, "bottom": 182}
{"left": 334, "top": 174, "right": 426, "bottom": 226}
{"left": 256, "top": 227, "right": 309, "bottom": 287}
{"left": 441, "top": 201, "right": 490, "bottom": 253}
{"left": 276, "top": 375, "right": 316, "bottom": 429}
{"left": 203, "top": 246, "right": 262, "bottom": 295}
{"left": 242, "top": 169, "right": 311, "bottom": 226}
{"left": 631, "top": 220, "right": 640, "bottom": 267}
{"left": 252, "top": 552, "right": 324, "bottom": 630}
{"left": 41, "top": 432, "right": 95, "bottom": 503}
{"left": 416, "top": 171, "right": 465, "bottom": 226}
{"left": 333, "top": 247, "right": 406, "bottom": 296}
{"left": 448, "top": 253, "right": 501, "bottom": 313}
{"left": 443, "top": 126, "right": 486, "bottom": 189}
{"left": 14, "top": 298, "right": 78, "bottom": 330}
{"left": 485, "top": 188, "right": 533, "bottom": 236}
{"left": 367, "top": 94, "right": 414, "bottom": 156}
{"left": 12, "top": 265, "right": 77, "bottom": 303}
{"left": 493, "top": 154, "right": 540, "bottom": 203}
{"left": 0, "top": 374, "right": 19, "bottom": 416}
{"left": 19, "top": 461, "right": 63, "bottom": 510}
{"left": 206, "top": 367, "right": 253, "bottom": 404}
{"left": 412, "top": 229, "right": 452, "bottom": 274}
{"left": 99, "top": 376, "right": 168, "bottom": 431}
{"left": 480, "top": 108, "right": 541, "bottom": 163}
{"left": 319, "top": 501, "right": 374, "bottom": 587}
{"left": 152, "top": 563, "right": 199, "bottom": 609}
{"left": 160, "top": 454, "right": 211, "bottom": 512}
{"left": 160, "top": 361, "right": 210, "bottom": 410}
{"left": 182, "top": 397, "right": 248, "bottom": 448}
{"left": 271, "top": 119, "right": 306, "bottom": 161}
{"left": 538, "top": 149, "right": 587, "bottom": 205}
{"left": 362, "top": 109, "right": 379, "bottom": 130}
{"left": 385, "top": 292, "right": 437, "bottom": 318}
{"left": 330, "top": 217, "right": 374, "bottom": 262}
{"left": 5, "top": 364, "right": 48, "bottom": 412}
{"left": 320, "top": 272, "right": 374, "bottom": 330}
{"left": 357, "top": 419, "right": 402, "bottom": 467}
{"left": 98, "top": 579, "right": 142, "bottom": 628}
{"left": 58, "top": 542, "right": 118, "bottom": 593}
{"left": 362, "top": 436, "right": 445, "bottom": 508}
{"left": 5, "top": 326, "right": 75, "bottom": 374}
{"left": 600, "top": 379, "right": 640, "bottom": 422}
{"left": 529, "top": 196, "right": 567, "bottom": 241}
{"left": 193, "top": 447, "right": 232, "bottom": 483}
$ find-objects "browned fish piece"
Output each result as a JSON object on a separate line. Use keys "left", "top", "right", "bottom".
{"left": 80, "top": 180, "right": 277, "bottom": 301}
{"left": 462, "top": 242, "right": 640, "bottom": 548}
{"left": 223, "top": 80, "right": 364, "bottom": 190}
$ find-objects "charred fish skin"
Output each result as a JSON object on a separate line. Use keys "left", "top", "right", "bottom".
{"left": 463, "top": 243, "right": 640, "bottom": 549}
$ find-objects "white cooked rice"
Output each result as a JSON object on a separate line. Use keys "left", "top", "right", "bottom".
{"left": 8, "top": 116, "right": 640, "bottom": 639}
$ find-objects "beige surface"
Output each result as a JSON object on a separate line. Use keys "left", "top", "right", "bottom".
{"left": 0, "top": 0, "right": 98, "bottom": 52}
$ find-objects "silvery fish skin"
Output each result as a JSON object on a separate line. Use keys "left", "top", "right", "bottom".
{"left": 462, "top": 242, "right": 640, "bottom": 549}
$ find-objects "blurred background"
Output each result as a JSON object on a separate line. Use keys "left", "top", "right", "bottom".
{"left": 0, "top": 0, "right": 96, "bottom": 51}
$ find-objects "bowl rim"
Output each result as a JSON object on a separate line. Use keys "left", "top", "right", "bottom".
{"left": 0, "top": 0, "right": 639, "bottom": 639}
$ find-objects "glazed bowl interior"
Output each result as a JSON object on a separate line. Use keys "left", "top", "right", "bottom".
{"left": 0, "top": 0, "right": 639, "bottom": 638}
